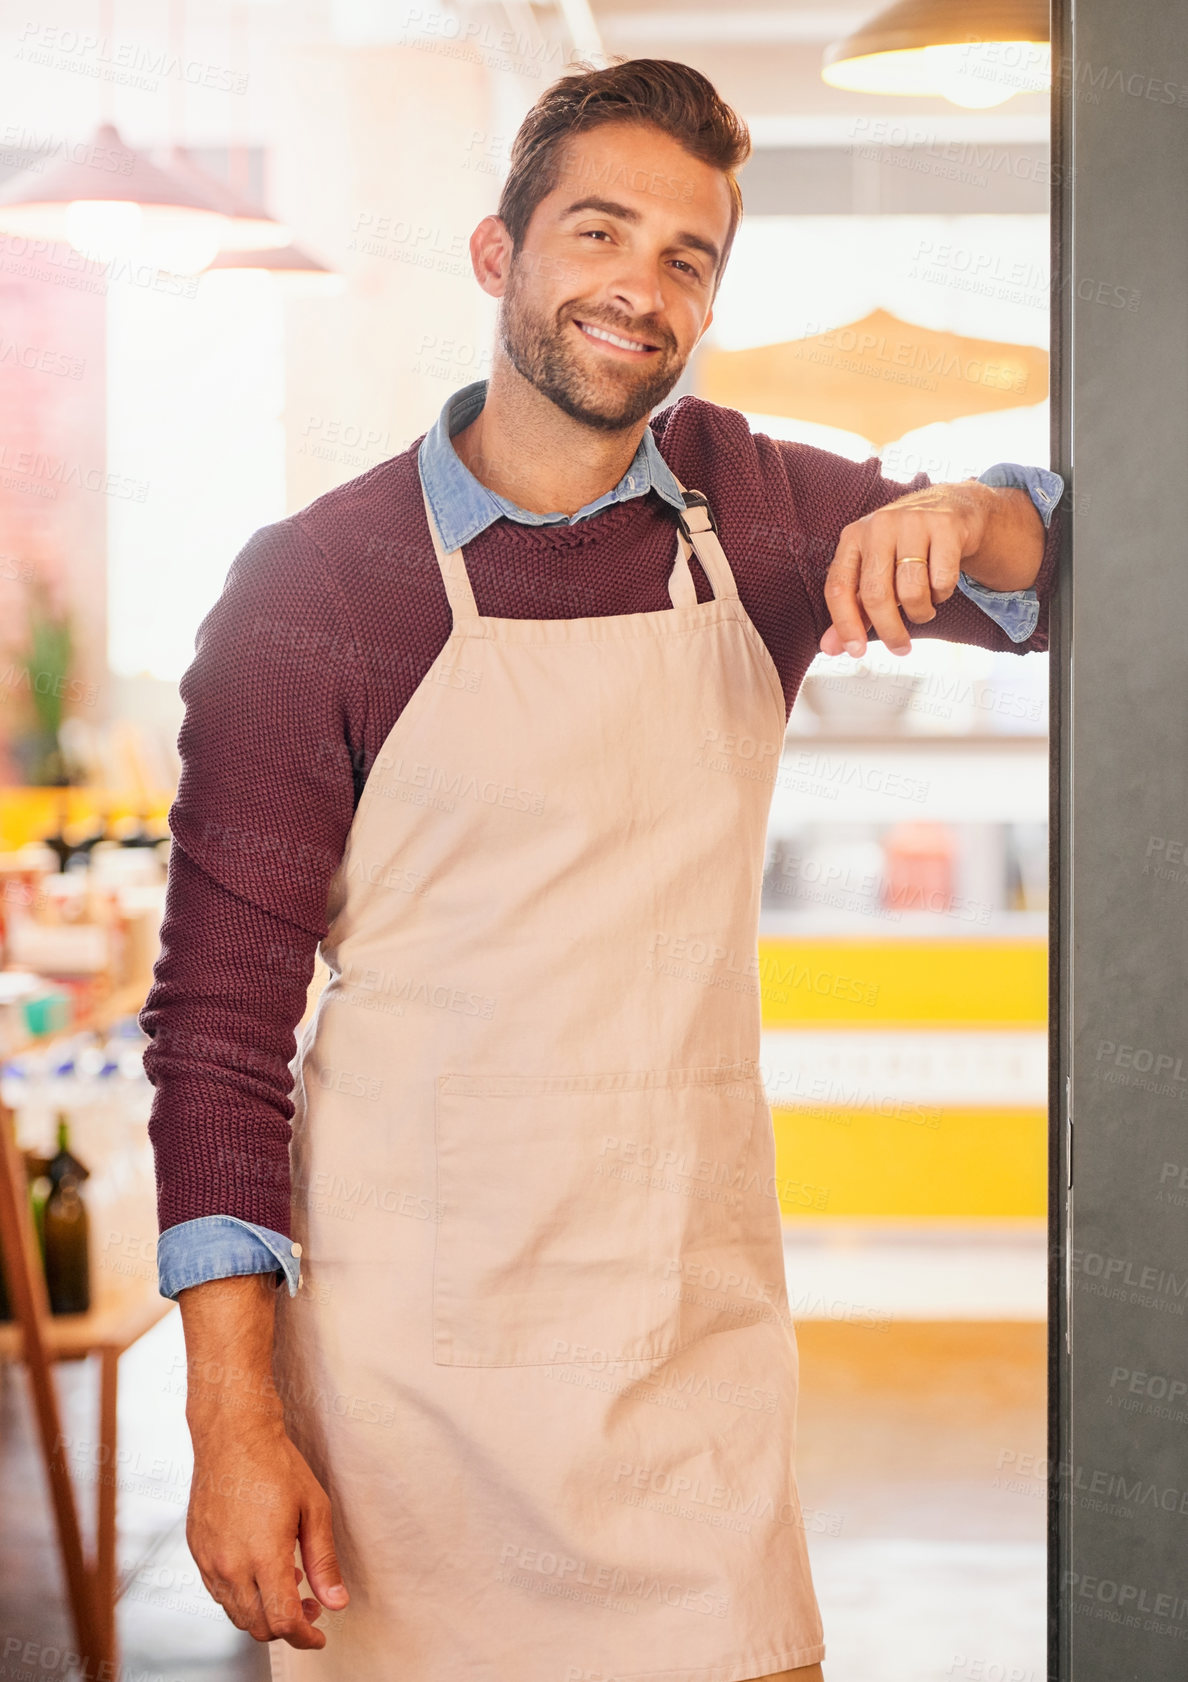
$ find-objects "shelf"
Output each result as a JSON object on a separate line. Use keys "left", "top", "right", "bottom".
{"left": 759, "top": 910, "right": 1047, "bottom": 940}
{"left": 785, "top": 732, "right": 1049, "bottom": 750}
{"left": 2, "top": 978, "right": 148, "bottom": 1063}
{"left": 0, "top": 1275, "right": 172, "bottom": 1360}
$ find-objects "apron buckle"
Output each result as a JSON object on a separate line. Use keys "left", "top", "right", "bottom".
{"left": 677, "top": 489, "right": 718, "bottom": 539}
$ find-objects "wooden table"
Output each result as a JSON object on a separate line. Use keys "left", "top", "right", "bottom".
{"left": 0, "top": 979, "right": 171, "bottom": 1672}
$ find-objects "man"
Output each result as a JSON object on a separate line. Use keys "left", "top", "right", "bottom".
{"left": 144, "top": 57, "right": 1062, "bottom": 1681}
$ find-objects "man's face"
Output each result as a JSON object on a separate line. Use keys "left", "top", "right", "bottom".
{"left": 496, "top": 120, "right": 733, "bottom": 432}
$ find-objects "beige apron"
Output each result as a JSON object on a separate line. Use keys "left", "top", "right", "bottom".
{"left": 269, "top": 479, "right": 826, "bottom": 1680}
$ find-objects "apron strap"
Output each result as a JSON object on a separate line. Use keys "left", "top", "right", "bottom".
{"left": 420, "top": 482, "right": 480, "bottom": 624}
{"left": 668, "top": 477, "right": 740, "bottom": 603}
{"left": 420, "top": 471, "right": 736, "bottom": 620}
{"left": 667, "top": 534, "right": 698, "bottom": 608}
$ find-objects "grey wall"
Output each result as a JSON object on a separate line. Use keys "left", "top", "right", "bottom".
{"left": 741, "top": 143, "right": 1050, "bottom": 215}
{"left": 1053, "top": 1, "right": 1188, "bottom": 1676}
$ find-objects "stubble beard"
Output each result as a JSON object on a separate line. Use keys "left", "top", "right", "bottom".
{"left": 498, "top": 254, "right": 688, "bottom": 433}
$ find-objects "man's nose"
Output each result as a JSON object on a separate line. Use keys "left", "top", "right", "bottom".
{"left": 603, "top": 257, "right": 667, "bottom": 326}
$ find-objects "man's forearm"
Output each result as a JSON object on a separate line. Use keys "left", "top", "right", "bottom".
{"left": 179, "top": 1273, "right": 285, "bottom": 1439}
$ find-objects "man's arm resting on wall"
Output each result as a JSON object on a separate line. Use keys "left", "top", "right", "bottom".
{"left": 820, "top": 463, "right": 1065, "bottom": 657}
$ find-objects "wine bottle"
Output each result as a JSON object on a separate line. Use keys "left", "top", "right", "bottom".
{"left": 43, "top": 1116, "right": 90, "bottom": 1315}
{"left": 0, "top": 1149, "right": 53, "bottom": 1321}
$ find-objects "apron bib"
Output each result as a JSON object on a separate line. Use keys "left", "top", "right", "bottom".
{"left": 269, "top": 480, "right": 826, "bottom": 1681}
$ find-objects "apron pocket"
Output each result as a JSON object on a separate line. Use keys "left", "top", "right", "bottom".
{"left": 432, "top": 1062, "right": 768, "bottom": 1367}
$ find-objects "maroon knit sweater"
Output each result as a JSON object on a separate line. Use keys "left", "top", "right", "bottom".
{"left": 141, "top": 396, "right": 1059, "bottom": 1235}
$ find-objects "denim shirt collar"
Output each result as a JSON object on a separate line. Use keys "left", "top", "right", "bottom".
{"left": 417, "top": 379, "right": 687, "bottom": 552}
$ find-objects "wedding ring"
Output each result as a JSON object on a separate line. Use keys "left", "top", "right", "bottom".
{"left": 896, "top": 555, "right": 928, "bottom": 566}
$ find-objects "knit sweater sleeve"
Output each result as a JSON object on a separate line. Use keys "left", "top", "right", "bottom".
{"left": 140, "top": 516, "right": 368, "bottom": 1235}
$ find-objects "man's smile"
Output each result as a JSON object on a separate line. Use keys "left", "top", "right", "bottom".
{"left": 572, "top": 317, "right": 662, "bottom": 357}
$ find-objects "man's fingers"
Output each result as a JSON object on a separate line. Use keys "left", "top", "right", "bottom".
{"left": 924, "top": 525, "right": 963, "bottom": 603}
{"left": 858, "top": 536, "right": 913, "bottom": 655}
{"left": 822, "top": 506, "right": 973, "bottom": 656}
{"left": 294, "top": 1559, "right": 323, "bottom": 1622}
{"left": 206, "top": 1569, "right": 268, "bottom": 1641}
{"left": 818, "top": 616, "right": 873, "bottom": 657}
{"left": 893, "top": 555, "right": 935, "bottom": 625}
{"left": 254, "top": 1560, "right": 327, "bottom": 1649}
{"left": 822, "top": 527, "right": 870, "bottom": 657}
{"left": 300, "top": 1499, "right": 350, "bottom": 1611}
{"left": 200, "top": 1559, "right": 325, "bottom": 1649}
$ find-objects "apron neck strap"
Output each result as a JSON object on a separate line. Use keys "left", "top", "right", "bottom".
{"left": 421, "top": 483, "right": 480, "bottom": 623}
{"left": 669, "top": 480, "right": 739, "bottom": 603}
{"left": 419, "top": 473, "right": 739, "bottom": 622}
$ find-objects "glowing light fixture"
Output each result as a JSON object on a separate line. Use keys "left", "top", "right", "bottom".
{"left": 822, "top": 0, "right": 1050, "bottom": 108}
{"left": 202, "top": 241, "right": 344, "bottom": 296}
{"left": 0, "top": 123, "right": 229, "bottom": 271}
{"left": 162, "top": 148, "right": 292, "bottom": 252}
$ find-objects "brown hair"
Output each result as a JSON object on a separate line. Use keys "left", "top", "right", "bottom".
{"left": 496, "top": 58, "right": 751, "bottom": 294}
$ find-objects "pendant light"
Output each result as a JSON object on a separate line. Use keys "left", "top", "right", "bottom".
{"left": 202, "top": 241, "right": 344, "bottom": 296}
{"left": 161, "top": 147, "right": 291, "bottom": 251}
{"left": 822, "top": 0, "right": 1050, "bottom": 108}
{"left": 0, "top": 122, "right": 229, "bottom": 271}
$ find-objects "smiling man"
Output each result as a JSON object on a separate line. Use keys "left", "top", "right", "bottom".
{"left": 143, "top": 57, "right": 1063, "bottom": 1682}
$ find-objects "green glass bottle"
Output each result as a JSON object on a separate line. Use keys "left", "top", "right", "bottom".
{"left": 43, "top": 1116, "right": 90, "bottom": 1316}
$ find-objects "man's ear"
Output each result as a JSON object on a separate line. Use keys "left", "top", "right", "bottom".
{"left": 695, "top": 303, "right": 715, "bottom": 346}
{"left": 470, "top": 215, "right": 514, "bottom": 298}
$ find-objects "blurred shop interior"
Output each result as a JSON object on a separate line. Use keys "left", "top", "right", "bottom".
{"left": 0, "top": 2, "right": 1054, "bottom": 1679}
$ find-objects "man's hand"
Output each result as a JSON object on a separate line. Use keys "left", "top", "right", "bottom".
{"left": 179, "top": 1273, "right": 350, "bottom": 1648}
{"left": 819, "top": 482, "right": 1044, "bottom": 659}
{"left": 187, "top": 1410, "right": 346, "bottom": 1647}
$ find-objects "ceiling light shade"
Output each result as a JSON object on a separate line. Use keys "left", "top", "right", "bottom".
{"left": 202, "top": 241, "right": 344, "bottom": 295}
{"left": 162, "top": 148, "right": 292, "bottom": 252}
{"left": 823, "top": 0, "right": 1050, "bottom": 108}
{"left": 699, "top": 308, "right": 1049, "bottom": 451}
{"left": 0, "top": 122, "right": 227, "bottom": 247}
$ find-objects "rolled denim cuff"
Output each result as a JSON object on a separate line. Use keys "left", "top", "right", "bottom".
{"left": 954, "top": 461, "right": 1065, "bottom": 642}
{"left": 977, "top": 461, "right": 1065, "bottom": 530}
{"left": 157, "top": 1213, "right": 301, "bottom": 1301}
{"left": 954, "top": 571, "right": 1040, "bottom": 643}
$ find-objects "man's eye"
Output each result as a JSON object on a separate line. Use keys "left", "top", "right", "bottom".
{"left": 579, "top": 228, "right": 611, "bottom": 240}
